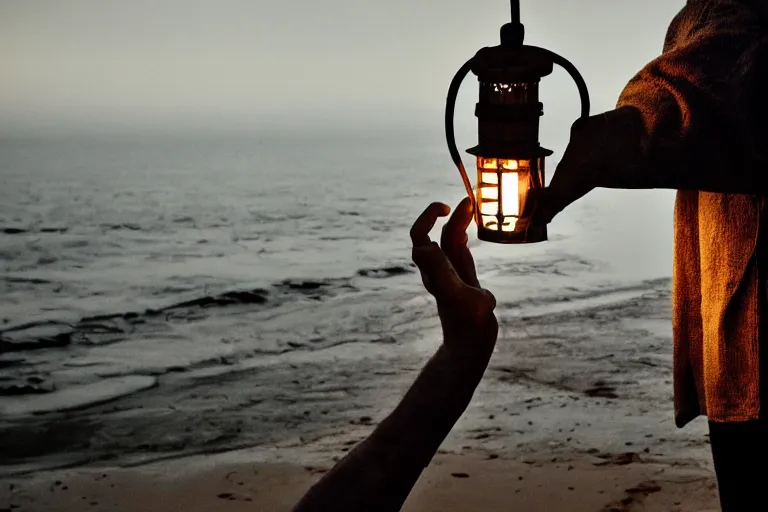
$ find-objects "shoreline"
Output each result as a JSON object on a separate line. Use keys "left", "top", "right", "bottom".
{"left": 2, "top": 277, "right": 690, "bottom": 471}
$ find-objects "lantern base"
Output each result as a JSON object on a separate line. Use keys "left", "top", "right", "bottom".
{"left": 477, "top": 225, "right": 547, "bottom": 244}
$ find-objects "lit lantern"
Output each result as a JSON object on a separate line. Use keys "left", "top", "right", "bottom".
{"left": 445, "top": 1, "right": 591, "bottom": 244}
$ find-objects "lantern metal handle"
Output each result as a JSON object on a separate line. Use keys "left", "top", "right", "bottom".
{"left": 444, "top": 50, "right": 591, "bottom": 206}
{"left": 445, "top": 58, "right": 476, "bottom": 205}
{"left": 545, "top": 50, "right": 591, "bottom": 119}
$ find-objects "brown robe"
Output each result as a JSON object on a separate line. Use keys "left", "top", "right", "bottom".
{"left": 587, "top": 0, "right": 768, "bottom": 426}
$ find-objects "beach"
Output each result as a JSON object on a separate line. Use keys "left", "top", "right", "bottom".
{"left": 0, "top": 129, "right": 720, "bottom": 510}
{"left": 1, "top": 260, "right": 720, "bottom": 510}
{"left": 2, "top": 447, "right": 719, "bottom": 511}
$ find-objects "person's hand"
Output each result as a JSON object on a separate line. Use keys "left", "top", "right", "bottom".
{"left": 527, "top": 107, "right": 643, "bottom": 225}
{"left": 410, "top": 198, "right": 498, "bottom": 363}
{"left": 527, "top": 116, "right": 603, "bottom": 225}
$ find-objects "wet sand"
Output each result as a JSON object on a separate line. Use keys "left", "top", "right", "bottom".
{"left": 1, "top": 445, "right": 719, "bottom": 511}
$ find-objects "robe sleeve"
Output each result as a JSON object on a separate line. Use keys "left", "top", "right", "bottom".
{"left": 596, "top": 0, "right": 768, "bottom": 193}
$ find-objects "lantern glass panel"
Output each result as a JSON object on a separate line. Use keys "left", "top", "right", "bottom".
{"left": 475, "top": 156, "right": 544, "bottom": 236}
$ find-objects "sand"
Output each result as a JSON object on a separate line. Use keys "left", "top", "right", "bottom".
{"left": 1, "top": 444, "right": 720, "bottom": 512}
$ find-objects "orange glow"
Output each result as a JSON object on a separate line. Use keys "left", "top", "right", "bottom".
{"left": 476, "top": 157, "right": 529, "bottom": 231}
{"left": 480, "top": 158, "right": 498, "bottom": 169}
{"left": 482, "top": 216, "right": 498, "bottom": 230}
{"left": 480, "top": 199, "right": 498, "bottom": 215}
{"left": 501, "top": 159, "right": 519, "bottom": 170}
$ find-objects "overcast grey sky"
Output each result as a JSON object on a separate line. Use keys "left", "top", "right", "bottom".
{"left": 0, "top": 0, "right": 684, "bottom": 130}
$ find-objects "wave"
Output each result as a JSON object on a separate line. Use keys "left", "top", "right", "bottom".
{"left": 0, "top": 262, "right": 417, "bottom": 356}
{"left": 100, "top": 222, "right": 143, "bottom": 232}
{"left": 356, "top": 264, "right": 414, "bottom": 279}
{"left": 0, "top": 321, "right": 74, "bottom": 353}
{"left": 2, "top": 226, "right": 69, "bottom": 235}
{"left": 1, "top": 276, "right": 54, "bottom": 285}
{"left": 500, "top": 277, "right": 671, "bottom": 320}
{"left": 0, "top": 376, "right": 158, "bottom": 417}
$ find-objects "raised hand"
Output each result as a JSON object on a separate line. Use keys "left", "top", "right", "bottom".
{"left": 410, "top": 198, "right": 498, "bottom": 361}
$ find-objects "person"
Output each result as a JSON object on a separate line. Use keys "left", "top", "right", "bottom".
{"left": 293, "top": 198, "right": 499, "bottom": 511}
{"left": 528, "top": 0, "right": 768, "bottom": 509}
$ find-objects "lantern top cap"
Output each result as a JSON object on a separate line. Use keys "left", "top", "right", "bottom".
{"left": 470, "top": 45, "right": 554, "bottom": 83}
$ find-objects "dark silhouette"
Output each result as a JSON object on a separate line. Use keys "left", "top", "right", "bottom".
{"left": 294, "top": 198, "right": 498, "bottom": 511}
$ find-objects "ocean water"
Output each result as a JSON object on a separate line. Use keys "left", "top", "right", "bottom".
{"left": 0, "top": 126, "right": 680, "bottom": 472}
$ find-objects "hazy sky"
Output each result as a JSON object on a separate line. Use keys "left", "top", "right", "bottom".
{"left": 0, "top": 0, "right": 684, "bottom": 129}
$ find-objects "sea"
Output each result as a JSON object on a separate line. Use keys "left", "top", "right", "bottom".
{"left": 0, "top": 123, "right": 685, "bottom": 475}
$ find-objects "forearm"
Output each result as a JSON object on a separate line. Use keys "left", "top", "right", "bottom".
{"left": 583, "top": 106, "right": 765, "bottom": 195}
{"left": 293, "top": 345, "right": 489, "bottom": 512}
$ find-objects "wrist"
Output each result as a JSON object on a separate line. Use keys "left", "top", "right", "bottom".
{"left": 436, "top": 344, "right": 491, "bottom": 391}
{"left": 590, "top": 107, "right": 646, "bottom": 189}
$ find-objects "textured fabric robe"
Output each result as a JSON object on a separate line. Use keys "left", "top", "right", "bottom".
{"left": 585, "top": 0, "right": 768, "bottom": 426}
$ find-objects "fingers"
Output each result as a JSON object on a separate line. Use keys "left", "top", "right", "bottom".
{"left": 410, "top": 202, "right": 458, "bottom": 298}
{"left": 440, "top": 197, "right": 480, "bottom": 288}
{"left": 412, "top": 242, "right": 464, "bottom": 299}
{"left": 410, "top": 202, "right": 451, "bottom": 247}
{"left": 411, "top": 202, "right": 498, "bottom": 328}
{"left": 441, "top": 197, "right": 472, "bottom": 247}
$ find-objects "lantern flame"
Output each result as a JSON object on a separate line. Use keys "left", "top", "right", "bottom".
{"left": 500, "top": 168, "right": 519, "bottom": 218}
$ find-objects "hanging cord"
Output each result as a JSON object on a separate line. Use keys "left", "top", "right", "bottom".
{"left": 510, "top": 0, "right": 520, "bottom": 24}
{"left": 445, "top": 59, "right": 476, "bottom": 207}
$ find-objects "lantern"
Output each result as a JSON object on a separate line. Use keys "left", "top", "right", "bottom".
{"left": 445, "top": 1, "right": 591, "bottom": 244}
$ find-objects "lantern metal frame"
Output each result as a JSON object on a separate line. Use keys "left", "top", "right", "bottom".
{"left": 445, "top": 0, "right": 591, "bottom": 244}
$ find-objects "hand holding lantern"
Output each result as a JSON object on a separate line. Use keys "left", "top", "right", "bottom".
{"left": 445, "top": 0, "right": 591, "bottom": 244}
